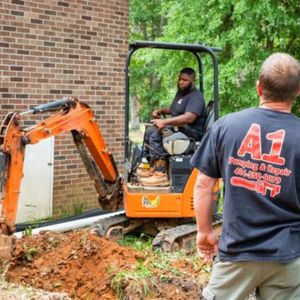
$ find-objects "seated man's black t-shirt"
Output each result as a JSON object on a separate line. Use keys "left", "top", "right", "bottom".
{"left": 170, "top": 87, "right": 206, "bottom": 137}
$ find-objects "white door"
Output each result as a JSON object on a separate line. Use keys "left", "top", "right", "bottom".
{"left": 16, "top": 137, "right": 54, "bottom": 223}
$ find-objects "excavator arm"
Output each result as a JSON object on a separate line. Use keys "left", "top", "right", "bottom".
{"left": 0, "top": 98, "right": 122, "bottom": 245}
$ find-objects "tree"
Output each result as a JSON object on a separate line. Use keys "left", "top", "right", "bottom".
{"left": 129, "top": 0, "right": 300, "bottom": 117}
{"left": 129, "top": 0, "right": 170, "bottom": 124}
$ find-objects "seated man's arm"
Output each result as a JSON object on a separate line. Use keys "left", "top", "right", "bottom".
{"left": 152, "top": 111, "right": 197, "bottom": 129}
{"left": 152, "top": 107, "right": 172, "bottom": 118}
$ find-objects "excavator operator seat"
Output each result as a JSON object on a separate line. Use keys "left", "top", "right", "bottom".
{"left": 162, "top": 131, "right": 190, "bottom": 155}
{"left": 203, "top": 100, "right": 215, "bottom": 133}
{"left": 162, "top": 100, "right": 215, "bottom": 156}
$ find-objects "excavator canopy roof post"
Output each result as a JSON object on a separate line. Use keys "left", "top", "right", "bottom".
{"left": 124, "top": 40, "right": 221, "bottom": 161}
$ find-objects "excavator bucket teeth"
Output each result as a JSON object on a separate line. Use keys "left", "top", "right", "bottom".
{"left": 0, "top": 151, "right": 9, "bottom": 195}
{"left": 0, "top": 234, "right": 14, "bottom": 261}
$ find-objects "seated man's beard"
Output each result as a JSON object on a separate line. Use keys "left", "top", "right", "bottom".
{"left": 178, "top": 82, "right": 193, "bottom": 95}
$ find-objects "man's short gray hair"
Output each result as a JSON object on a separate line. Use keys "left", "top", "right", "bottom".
{"left": 259, "top": 53, "right": 300, "bottom": 103}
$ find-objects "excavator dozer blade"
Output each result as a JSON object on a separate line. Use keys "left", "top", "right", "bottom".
{"left": 0, "top": 234, "right": 14, "bottom": 261}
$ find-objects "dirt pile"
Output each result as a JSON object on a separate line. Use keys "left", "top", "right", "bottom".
{"left": 4, "top": 230, "right": 209, "bottom": 299}
{"left": 6, "top": 230, "right": 143, "bottom": 299}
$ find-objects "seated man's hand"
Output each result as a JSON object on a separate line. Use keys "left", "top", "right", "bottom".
{"left": 152, "top": 109, "right": 161, "bottom": 118}
{"left": 151, "top": 119, "right": 167, "bottom": 129}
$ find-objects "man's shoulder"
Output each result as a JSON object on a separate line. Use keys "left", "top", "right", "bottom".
{"left": 222, "top": 107, "right": 300, "bottom": 121}
{"left": 224, "top": 107, "right": 253, "bottom": 117}
{"left": 185, "top": 87, "right": 203, "bottom": 100}
{"left": 215, "top": 108, "right": 253, "bottom": 124}
{"left": 212, "top": 108, "right": 262, "bottom": 132}
{"left": 215, "top": 107, "right": 300, "bottom": 130}
{"left": 189, "top": 87, "right": 202, "bottom": 95}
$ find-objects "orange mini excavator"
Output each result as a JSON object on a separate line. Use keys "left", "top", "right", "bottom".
{"left": 0, "top": 41, "right": 222, "bottom": 259}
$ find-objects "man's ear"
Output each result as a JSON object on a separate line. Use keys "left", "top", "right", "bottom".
{"left": 256, "top": 81, "right": 263, "bottom": 96}
{"left": 191, "top": 78, "right": 196, "bottom": 88}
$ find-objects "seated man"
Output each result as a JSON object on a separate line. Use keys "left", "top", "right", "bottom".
{"left": 139, "top": 67, "right": 206, "bottom": 187}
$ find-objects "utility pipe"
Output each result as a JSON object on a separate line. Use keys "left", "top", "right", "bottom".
{"left": 15, "top": 208, "right": 107, "bottom": 232}
{"left": 13, "top": 210, "right": 125, "bottom": 239}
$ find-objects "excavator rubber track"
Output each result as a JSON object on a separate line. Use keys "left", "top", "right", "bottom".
{"left": 92, "top": 212, "right": 222, "bottom": 253}
{"left": 92, "top": 212, "right": 148, "bottom": 241}
{"left": 152, "top": 214, "right": 223, "bottom": 253}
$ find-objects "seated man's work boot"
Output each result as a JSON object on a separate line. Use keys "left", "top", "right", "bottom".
{"left": 140, "top": 171, "right": 170, "bottom": 187}
{"left": 136, "top": 166, "right": 155, "bottom": 177}
{"left": 140, "top": 159, "right": 170, "bottom": 187}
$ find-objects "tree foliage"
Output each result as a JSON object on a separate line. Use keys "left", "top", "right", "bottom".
{"left": 129, "top": 0, "right": 300, "bottom": 120}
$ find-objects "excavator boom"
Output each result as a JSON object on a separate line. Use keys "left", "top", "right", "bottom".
{"left": 0, "top": 98, "right": 123, "bottom": 259}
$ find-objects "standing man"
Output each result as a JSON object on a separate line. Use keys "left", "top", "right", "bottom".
{"left": 191, "top": 53, "right": 300, "bottom": 299}
{"left": 140, "top": 67, "right": 206, "bottom": 187}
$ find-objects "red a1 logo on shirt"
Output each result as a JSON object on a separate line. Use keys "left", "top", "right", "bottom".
{"left": 237, "top": 123, "right": 285, "bottom": 166}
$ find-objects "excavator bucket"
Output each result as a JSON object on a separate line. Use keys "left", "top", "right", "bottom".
{"left": 0, "top": 151, "right": 14, "bottom": 260}
{"left": 0, "top": 234, "right": 14, "bottom": 261}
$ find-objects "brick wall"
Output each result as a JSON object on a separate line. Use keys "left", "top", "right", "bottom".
{"left": 0, "top": 0, "right": 128, "bottom": 216}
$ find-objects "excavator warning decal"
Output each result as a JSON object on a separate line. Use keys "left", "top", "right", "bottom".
{"left": 142, "top": 195, "right": 160, "bottom": 208}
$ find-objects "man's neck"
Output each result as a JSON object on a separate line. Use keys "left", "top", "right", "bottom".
{"left": 259, "top": 98, "right": 292, "bottom": 113}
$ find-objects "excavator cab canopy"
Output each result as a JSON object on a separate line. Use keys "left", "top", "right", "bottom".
{"left": 124, "top": 40, "right": 221, "bottom": 161}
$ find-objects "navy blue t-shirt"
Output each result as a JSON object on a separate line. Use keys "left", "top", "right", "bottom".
{"left": 191, "top": 107, "right": 300, "bottom": 262}
{"left": 171, "top": 87, "right": 206, "bottom": 133}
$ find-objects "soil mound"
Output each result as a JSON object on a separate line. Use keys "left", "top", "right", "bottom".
{"left": 4, "top": 230, "right": 214, "bottom": 299}
{"left": 6, "top": 230, "right": 143, "bottom": 299}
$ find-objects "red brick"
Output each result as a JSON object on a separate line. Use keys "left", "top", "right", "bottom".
{"left": 0, "top": 0, "right": 129, "bottom": 217}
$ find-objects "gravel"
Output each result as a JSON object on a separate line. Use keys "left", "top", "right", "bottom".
{"left": 0, "top": 278, "right": 71, "bottom": 300}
